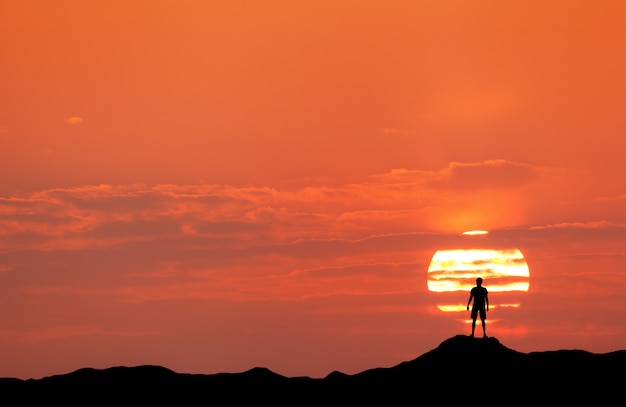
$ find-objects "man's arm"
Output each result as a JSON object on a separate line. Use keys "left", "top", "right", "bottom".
{"left": 467, "top": 292, "right": 473, "bottom": 310}
{"left": 485, "top": 291, "right": 489, "bottom": 311}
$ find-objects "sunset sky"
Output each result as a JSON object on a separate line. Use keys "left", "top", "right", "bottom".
{"left": 2, "top": 0, "right": 626, "bottom": 380}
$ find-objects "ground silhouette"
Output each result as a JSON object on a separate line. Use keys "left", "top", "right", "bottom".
{"left": 2, "top": 335, "right": 624, "bottom": 404}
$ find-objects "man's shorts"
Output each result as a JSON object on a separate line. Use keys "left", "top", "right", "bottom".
{"left": 471, "top": 307, "right": 486, "bottom": 320}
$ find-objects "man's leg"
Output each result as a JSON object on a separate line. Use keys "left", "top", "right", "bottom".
{"left": 481, "top": 318, "right": 487, "bottom": 338}
{"left": 470, "top": 318, "right": 476, "bottom": 337}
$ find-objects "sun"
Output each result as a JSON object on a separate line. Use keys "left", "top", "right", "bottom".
{"left": 427, "top": 231, "right": 530, "bottom": 313}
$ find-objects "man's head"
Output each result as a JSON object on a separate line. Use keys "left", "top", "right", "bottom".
{"left": 476, "top": 277, "right": 483, "bottom": 285}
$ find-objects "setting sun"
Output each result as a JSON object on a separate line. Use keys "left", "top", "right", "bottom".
{"left": 427, "top": 248, "right": 530, "bottom": 312}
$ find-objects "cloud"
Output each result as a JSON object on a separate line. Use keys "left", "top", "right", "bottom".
{"left": 66, "top": 116, "right": 83, "bottom": 125}
{"left": 0, "top": 160, "right": 612, "bottom": 289}
{"left": 371, "top": 159, "right": 548, "bottom": 190}
{"left": 0, "top": 159, "right": 583, "bottom": 253}
{"left": 596, "top": 193, "right": 626, "bottom": 202}
{"left": 529, "top": 221, "right": 617, "bottom": 230}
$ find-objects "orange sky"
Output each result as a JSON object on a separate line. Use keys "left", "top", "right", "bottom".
{"left": 1, "top": 0, "right": 626, "bottom": 380}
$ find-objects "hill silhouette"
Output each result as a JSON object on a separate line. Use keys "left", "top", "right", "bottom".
{"left": 2, "top": 335, "right": 624, "bottom": 404}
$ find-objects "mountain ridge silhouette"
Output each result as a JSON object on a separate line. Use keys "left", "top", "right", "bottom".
{"left": 2, "top": 335, "right": 624, "bottom": 404}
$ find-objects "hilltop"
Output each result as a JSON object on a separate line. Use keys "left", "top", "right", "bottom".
{"left": 2, "top": 335, "right": 624, "bottom": 404}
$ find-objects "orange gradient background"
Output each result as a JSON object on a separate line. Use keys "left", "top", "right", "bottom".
{"left": 1, "top": 1, "right": 626, "bottom": 380}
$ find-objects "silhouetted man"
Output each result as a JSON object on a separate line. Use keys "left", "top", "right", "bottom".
{"left": 467, "top": 277, "right": 489, "bottom": 338}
